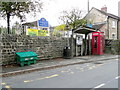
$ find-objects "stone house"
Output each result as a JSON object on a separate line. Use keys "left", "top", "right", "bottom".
{"left": 119, "top": 19, "right": 120, "bottom": 39}
{"left": 84, "top": 7, "right": 120, "bottom": 40}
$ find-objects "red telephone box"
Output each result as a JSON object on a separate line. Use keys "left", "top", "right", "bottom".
{"left": 92, "top": 32, "right": 104, "bottom": 55}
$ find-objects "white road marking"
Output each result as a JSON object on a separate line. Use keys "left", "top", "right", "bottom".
{"left": 115, "top": 76, "right": 120, "bottom": 79}
{"left": 94, "top": 83, "right": 105, "bottom": 88}
{"left": 93, "top": 76, "right": 119, "bottom": 89}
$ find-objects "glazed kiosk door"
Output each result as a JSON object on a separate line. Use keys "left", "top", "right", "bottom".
{"left": 92, "top": 32, "right": 104, "bottom": 55}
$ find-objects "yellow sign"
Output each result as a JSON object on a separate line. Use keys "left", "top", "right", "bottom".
{"left": 38, "top": 30, "right": 48, "bottom": 36}
{"left": 26, "top": 28, "right": 48, "bottom": 36}
{"left": 26, "top": 28, "right": 38, "bottom": 36}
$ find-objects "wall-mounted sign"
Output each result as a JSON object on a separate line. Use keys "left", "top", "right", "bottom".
{"left": 26, "top": 28, "right": 49, "bottom": 36}
{"left": 86, "top": 24, "right": 93, "bottom": 28}
{"left": 38, "top": 18, "right": 49, "bottom": 27}
{"left": 38, "top": 30, "right": 48, "bottom": 36}
{"left": 76, "top": 35, "right": 83, "bottom": 45}
{"left": 26, "top": 28, "right": 38, "bottom": 36}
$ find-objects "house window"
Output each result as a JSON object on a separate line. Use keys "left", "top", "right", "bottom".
{"left": 112, "top": 21, "right": 116, "bottom": 28}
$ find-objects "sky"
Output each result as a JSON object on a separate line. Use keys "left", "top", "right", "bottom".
{"left": 0, "top": 0, "right": 120, "bottom": 27}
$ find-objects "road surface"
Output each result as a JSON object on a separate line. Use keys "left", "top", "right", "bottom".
{"left": 1, "top": 58, "right": 119, "bottom": 89}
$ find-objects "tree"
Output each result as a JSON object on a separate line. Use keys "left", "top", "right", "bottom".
{"left": 0, "top": 26, "right": 7, "bottom": 34}
{"left": 59, "top": 8, "right": 87, "bottom": 30}
{"left": 53, "top": 24, "right": 66, "bottom": 37}
{"left": 54, "top": 24, "right": 66, "bottom": 31}
{"left": 0, "top": 1, "right": 42, "bottom": 34}
{"left": 12, "top": 21, "right": 21, "bottom": 34}
{"left": 59, "top": 8, "right": 87, "bottom": 57}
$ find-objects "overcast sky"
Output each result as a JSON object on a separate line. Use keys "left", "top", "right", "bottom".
{"left": 0, "top": 0, "right": 119, "bottom": 27}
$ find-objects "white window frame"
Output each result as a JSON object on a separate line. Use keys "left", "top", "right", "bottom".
{"left": 112, "top": 21, "right": 116, "bottom": 28}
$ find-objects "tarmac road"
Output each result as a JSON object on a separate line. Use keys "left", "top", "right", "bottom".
{"left": 1, "top": 58, "right": 119, "bottom": 89}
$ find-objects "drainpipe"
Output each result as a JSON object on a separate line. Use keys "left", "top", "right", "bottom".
{"left": 107, "top": 16, "right": 109, "bottom": 39}
{"left": 117, "top": 20, "right": 119, "bottom": 39}
{"left": 70, "top": 29, "right": 74, "bottom": 58}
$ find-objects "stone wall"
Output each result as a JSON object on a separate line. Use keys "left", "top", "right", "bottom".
{"left": 0, "top": 34, "right": 67, "bottom": 65}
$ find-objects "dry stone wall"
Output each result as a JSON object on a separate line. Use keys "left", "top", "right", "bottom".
{"left": 0, "top": 34, "right": 67, "bottom": 65}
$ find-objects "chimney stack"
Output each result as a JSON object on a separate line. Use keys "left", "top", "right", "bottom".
{"left": 101, "top": 6, "right": 107, "bottom": 12}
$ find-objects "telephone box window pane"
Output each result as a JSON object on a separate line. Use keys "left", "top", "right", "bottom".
{"left": 94, "top": 36, "right": 97, "bottom": 48}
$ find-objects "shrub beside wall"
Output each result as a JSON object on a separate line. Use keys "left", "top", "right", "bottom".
{"left": 0, "top": 34, "right": 67, "bottom": 65}
{"left": 105, "top": 39, "right": 120, "bottom": 55}
{"left": 111, "top": 40, "right": 120, "bottom": 55}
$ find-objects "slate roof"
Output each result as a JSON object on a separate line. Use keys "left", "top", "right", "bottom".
{"left": 92, "top": 23, "right": 105, "bottom": 30}
{"left": 93, "top": 7, "right": 120, "bottom": 20}
{"left": 22, "top": 21, "right": 38, "bottom": 27}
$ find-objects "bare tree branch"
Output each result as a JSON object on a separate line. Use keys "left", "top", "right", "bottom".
{"left": 59, "top": 8, "right": 87, "bottom": 29}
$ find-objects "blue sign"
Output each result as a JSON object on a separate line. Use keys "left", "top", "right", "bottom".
{"left": 38, "top": 18, "right": 49, "bottom": 27}
{"left": 86, "top": 24, "right": 93, "bottom": 28}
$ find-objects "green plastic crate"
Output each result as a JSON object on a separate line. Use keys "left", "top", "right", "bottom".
{"left": 16, "top": 51, "right": 38, "bottom": 67}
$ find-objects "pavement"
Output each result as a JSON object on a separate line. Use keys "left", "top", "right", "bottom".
{"left": 0, "top": 54, "right": 119, "bottom": 77}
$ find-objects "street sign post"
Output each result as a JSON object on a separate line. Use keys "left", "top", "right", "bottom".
{"left": 38, "top": 18, "right": 49, "bottom": 27}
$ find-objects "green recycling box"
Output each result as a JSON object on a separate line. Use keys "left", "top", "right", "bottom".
{"left": 16, "top": 51, "right": 38, "bottom": 67}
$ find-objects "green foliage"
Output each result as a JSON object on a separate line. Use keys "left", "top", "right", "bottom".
{"left": 0, "top": 27, "right": 7, "bottom": 34}
{"left": 0, "top": 1, "right": 42, "bottom": 34}
{"left": 53, "top": 24, "right": 68, "bottom": 37}
{"left": 11, "top": 21, "right": 20, "bottom": 34}
{"left": 54, "top": 32, "right": 62, "bottom": 37}
{"left": 69, "top": 19, "right": 87, "bottom": 29}
{"left": 116, "top": 41, "right": 120, "bottom": 54}
{"left": 0, "top": 1, "right": 42, "bottom": 21}
{"left": 111, "top": 40, "right": 120, "bottom": 55}
{"left": 59, "top": 8, "right": 87, "bottom": 29}
{"left": 54, "top": 24, "right": 66, "bottom": 31}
